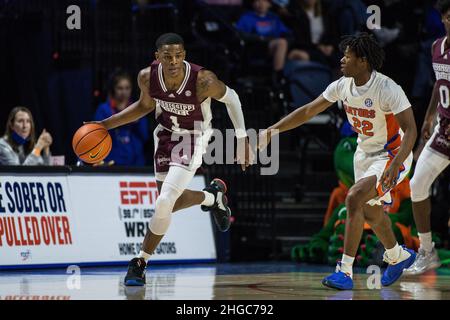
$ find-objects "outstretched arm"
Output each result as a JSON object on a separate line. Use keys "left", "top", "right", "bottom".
{"left": 197, "top": 70, "right": 252, "bottom": 170}
{"left": 197, "top": 70, "right": 247, "bottom": 137}
{"left": 270, "top": 95, "right": 333, "bottom": 132}
{"left": 259, "top": 95, "right": 333, "bottom": 149}
{"left": 99, "top": 68, "right": 156, "bottom": 130}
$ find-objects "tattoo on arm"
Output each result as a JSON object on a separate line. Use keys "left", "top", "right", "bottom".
{"left": 198, "top": 70, "right": 226, "bottom": 100}
{"left": 199, "top": 74, "right": 213, "bottom": 93}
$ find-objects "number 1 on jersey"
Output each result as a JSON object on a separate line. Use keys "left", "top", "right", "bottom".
{"left": 170, "top": 116, "right": 180, "bottom": 130}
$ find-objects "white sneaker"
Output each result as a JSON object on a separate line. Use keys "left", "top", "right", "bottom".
{"left": 403, "top": 243, "right": 441, "bottom": 276}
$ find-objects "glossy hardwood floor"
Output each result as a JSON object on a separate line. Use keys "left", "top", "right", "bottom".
{"left": 0, "top": 262, "right": 448, "bottom": 300}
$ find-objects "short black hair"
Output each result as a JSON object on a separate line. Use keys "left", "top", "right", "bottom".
{"left": 437, "top": 0, "right": 450, "bottom": 15}
{"left": 339, "top": 32, "right": 385, "bottom": 71}
{"left": 155, "top": 33, "right": 184, "bottom": 50}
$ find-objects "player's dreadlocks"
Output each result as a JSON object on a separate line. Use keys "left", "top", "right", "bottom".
{"left": 437, "top": 0, "right": 450, "bottom": 14}
{"left": 339, "top": 32, "right": 385, "bottom": 72}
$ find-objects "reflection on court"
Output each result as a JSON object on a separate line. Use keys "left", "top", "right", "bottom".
{"left": 0, "top": 263, "right": 449, "bottom": 300}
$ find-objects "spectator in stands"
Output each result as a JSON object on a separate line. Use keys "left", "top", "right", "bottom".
{"left": 0, "top": 106, "right": 52, "bottom": 165}
{"left": 235, "top": 0, "right": 310, "bottom": 85}
{"left": 327, "top": 0, "right": 400, "bottom": 47}
{"left": 94, "top": 69, "right": 149, "bottom": 166}
{"left": 273, "top": 0, "right": 339, "bottom": 67}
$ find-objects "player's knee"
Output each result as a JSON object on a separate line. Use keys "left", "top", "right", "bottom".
{"left": 155, "top": 192, "right": 176, "bottom": 218}
{"left": 150, "top": 192, "right": 177, "bottom": 235}
{"left": 410, "top": 176, "right": 429, "bottom": 202}
{"left": 149, "top": 213, "right": 172, "bottom": 235}
{"left": 345, "top": 189, "right": 363, "bottom": 217}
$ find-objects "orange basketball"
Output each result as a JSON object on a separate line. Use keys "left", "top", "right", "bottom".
{"left": 72, "top": 123, "right": 112, "bottom": 164}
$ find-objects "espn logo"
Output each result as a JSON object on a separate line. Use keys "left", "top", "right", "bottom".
{"left": 119, "top": 182, "right": 159, "bottom": 205}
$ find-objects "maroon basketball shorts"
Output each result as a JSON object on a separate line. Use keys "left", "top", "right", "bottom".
{"left": 429, "top": 116, "right": 450, "bottom": 159}
{"left": 153, "top": 125, "right": 213, "bottom": 180}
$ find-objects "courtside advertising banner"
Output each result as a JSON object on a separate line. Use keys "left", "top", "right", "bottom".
{"left": 0, "top": 173, "right": 216, "bottom": 268}
{"left": 0, "top": 175, "right": 77, "bottom": 266}
{"left": 68, "top": 174, "right": 216, "bottom": 263}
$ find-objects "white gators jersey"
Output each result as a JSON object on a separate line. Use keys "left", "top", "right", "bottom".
{"left": 323, "top": 71, "right": 411, "bottom": 154}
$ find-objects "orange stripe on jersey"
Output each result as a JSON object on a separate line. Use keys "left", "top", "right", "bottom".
{"left": 384, "top": 114, "right": 401, "bottom": 151}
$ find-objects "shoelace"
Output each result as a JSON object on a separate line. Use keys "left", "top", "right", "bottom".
{"left": 334, "top": 262, "right": 351, "bottom": 277}
{"left": 383, "top": 248, "right": 403, "bottom": 265}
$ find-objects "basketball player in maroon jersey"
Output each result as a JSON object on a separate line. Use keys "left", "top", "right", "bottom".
{"left": 92, "top": 33, "right": 253, "bottom": 286}
{"left": 405, "top": 0, "right": 450, "bottom": 275}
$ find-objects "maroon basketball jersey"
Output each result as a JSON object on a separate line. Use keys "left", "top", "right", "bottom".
{"left": 431, "top": 37, "right": 450, "bottom": 158}
{"left": 149, "top": 60, "right": 212, "bottom": 132}
{"left": 432, "top": 36, "right": 450, "bottom": 119}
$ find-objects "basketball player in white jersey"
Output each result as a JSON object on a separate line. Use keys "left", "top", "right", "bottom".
{"left": 404, "top": 0, "right": 450, "bottom": 275}
{"left": 91, "top": 33, "right": 253, "bottom": 286}
{"left": 259, "top": 33, "right": 418, "bottom": 290}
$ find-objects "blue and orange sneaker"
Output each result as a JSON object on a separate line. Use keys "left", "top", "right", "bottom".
{"left": 322, "top": 263, "right": 354, "bottom": 290}
{"left": 381, "top": 246, "right": 416, "bottom": 287}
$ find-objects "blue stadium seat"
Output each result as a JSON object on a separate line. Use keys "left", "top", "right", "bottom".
{"left": 284, "top": 60, "right": 332, "bottom": 109}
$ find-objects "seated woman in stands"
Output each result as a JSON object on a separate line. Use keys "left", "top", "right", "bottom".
{"left": 236, "top": 0, "right": 310, "bottom": 86}
{"left": 0, "top": 106, "right": 53, "bottom": 165}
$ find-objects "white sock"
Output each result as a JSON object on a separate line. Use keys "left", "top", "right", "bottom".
{"left": 137, "top": 250, "right": 151, "bottom": 262}
{"left": 201, "top": 191, "right": 215, "bottom": 207}
{"left": 385, "top": 243, "right": 411, "bottom": 264}
{"left": 418, "top": 232, "right": 433, "bottom": 253}
{"left": 340, "top": 254, "right": 354, "bottom": 278}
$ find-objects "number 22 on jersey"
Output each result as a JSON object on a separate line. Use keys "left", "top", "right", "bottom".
{"left": 351, "top": 117, "right": 374, "bottom": 136}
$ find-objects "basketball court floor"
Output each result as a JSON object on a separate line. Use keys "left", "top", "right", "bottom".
{"left": 1, "top": 262, "right": 449, "bottom": 300}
